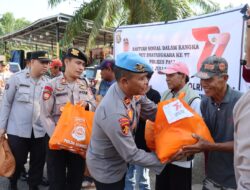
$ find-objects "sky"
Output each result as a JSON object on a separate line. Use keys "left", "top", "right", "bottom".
{"left": 0, "top": 0, "right": 83, "bottom": 21}
{"left": 0, "top": 0, "right": 249, "bottom": 22}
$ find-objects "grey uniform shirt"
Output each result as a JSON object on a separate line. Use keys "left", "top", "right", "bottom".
{"left": 40, "top": 75, "right": 96, "bottom": 137}
{"left": 0, "top": 69, "right": 48, "bottom": 138}
{"left": 0, "top": 71, "right": 13, "bottom": 107}
{"left": 201, "top": 85, "right": 242, "bottom": 188}
{"left": 86, "top": 82, "right": 165, "bottom": 184}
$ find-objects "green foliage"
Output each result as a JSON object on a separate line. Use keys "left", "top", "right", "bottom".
{"left": 0, "top": 12, "right": 31, "bottom": 54}
{"left": 48, "top": 0, "right": 219, "bottom": 49}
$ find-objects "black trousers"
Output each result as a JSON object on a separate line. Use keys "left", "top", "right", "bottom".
{"left": 8, "top": 134, "right": 46, "bottom": 187}
{"left": 94, "top": 175, "right": 125, "bottom": 190}
{"left": 46, "top": 139, "right": 85, "bottom": 190}
{"left": 155, "top": 163, "right": 192, "bottom": 190}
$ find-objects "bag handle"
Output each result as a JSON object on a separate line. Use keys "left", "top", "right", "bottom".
{"left": 178, "top": 92, "right": 186, "bottom": 99}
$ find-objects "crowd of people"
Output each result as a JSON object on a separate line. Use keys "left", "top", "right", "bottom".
{"left": 0, "top": 8, "right": 250, "bottom": 190}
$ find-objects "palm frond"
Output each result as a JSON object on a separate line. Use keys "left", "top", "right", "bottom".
{"left": 48, "top": 0, "right": 67, "bottom": 7}
{"left": 57, "top": 0, "right": 220, "bottom": 50}
{"left": 86, "top": 0, "right": 122, "bottom": 49}
{"left": 188, "top": 0, "right": 219, "bottom": 13}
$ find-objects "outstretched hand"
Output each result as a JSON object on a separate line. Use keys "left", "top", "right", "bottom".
{"left": 168, "top": 149, "right": 186, "bottom": 163}
{"left": 182, "top": 134, "right": 212, "bottom": 155}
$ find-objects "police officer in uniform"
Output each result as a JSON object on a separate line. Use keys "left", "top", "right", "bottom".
{"left": 0, "top": 51, "right": 51, "bottom": 190}
{"left": 0, "top": 55, "right": 13, "bottom": 107}
{"left": 40, "top": 48, "right": 96, "bottom": 190}
{"left": 24, "top": 52, "right": 32, "bottom": 70}
{"left": 86, "top": 52, "right": 166, "bottom": 190}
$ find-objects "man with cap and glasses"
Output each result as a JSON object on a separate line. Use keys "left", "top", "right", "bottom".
{"left": 0, "top": 55, "right": 13, "bottom": 108}
{"left": 40, "top": 48, "right": 96, "bottom": 190}
{"left": 0, "top": 51, "right": 51, "bottom": 190}
{"left": 86, "top": 52, "right": 167, "bottom": 190}
{"left": 155, "top": 62, "right": 201, "bottom": 190}
{"left": 182, "top": 56, "right": 242, "bottom": 190}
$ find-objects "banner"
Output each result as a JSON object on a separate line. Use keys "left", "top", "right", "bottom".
{"left": 114, "top": 7, "right": 245, "bottom": 94}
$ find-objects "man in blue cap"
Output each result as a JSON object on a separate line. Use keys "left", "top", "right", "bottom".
{"left": 86, "top": 52, "right": 166, "bottom": 190}
{"left": 82, "top": 58, "right": 116, "bottom": 188}
{"left": 95, "top": 58, "right": 116, "bottom": 105}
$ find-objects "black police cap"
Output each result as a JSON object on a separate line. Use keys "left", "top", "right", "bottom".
{"left": 26, "top": 52, "right": 32, "bottom": 61}
{"left": 64, "top": 48, "right": 88, "bottom": 63}
{"left": 31, "top": 51, "right": 51, "bottom": 62}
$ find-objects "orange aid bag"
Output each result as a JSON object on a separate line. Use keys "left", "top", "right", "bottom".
{"left": 0, "top": 136, "right": 16, "bottom": 177}
{"left": 144, "top": 120, "right": 156, "bottom": 151}
{"left": 145, "top": 93, "right": 214, "bottom": 163}
{"left": 49, "top": 102, "right": 94, "bottom": 157}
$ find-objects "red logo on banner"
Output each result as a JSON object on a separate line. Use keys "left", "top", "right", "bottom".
{"left": 192, "top": 27, "right": 230, "bottom": 71}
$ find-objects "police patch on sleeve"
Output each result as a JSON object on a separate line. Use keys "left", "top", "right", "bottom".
{"left": 43, "top": 86, "right": 53, "bottom": 100}
{"left": 119, "top": 118, "right": 130, "bottom": 136}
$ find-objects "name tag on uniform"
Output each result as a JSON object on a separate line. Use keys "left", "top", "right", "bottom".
{"left": 163, "top": 99, "right": 193, "bottom": 124}
{"left": 79, "top": 90, "right": 88, "bottom": 95}
{"left": 55, "top": 92, "right": 68, "bottom": 97}
{"left": 19, "top": 84, "right": 30, "bottom": 88}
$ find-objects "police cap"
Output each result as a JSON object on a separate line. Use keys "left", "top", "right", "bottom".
{"left": 31, "top": 51, "right": 51, "bottom": 62}
{"left": 116, "top": 52, "right": 153, "bottom": 73}
{"left": 64, "top": 48, "right": 88, "bottom": 63}
{"left": 26, "top": 52, "right": 32, "bottom": 61}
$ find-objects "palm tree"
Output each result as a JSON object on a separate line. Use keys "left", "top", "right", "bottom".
{"left": 48, "top": 0, "right": 219, "bottom": 49}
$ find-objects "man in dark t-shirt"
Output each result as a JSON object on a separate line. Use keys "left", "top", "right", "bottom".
{"left": 183, "top": 56, "right": 242, "bottom": 190}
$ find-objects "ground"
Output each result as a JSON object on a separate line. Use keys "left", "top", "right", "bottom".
{"left": 0, "top": 153, "right": 205, "bottom": 190}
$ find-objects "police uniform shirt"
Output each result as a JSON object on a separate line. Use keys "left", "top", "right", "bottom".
{"left": 0, "top": 69, "right": 48, "bottom": 138}
{"left": 0, "top": 71, "right": 13, "bottom": 104}
{"left": 40, "top": 75, "right": 96, "bottom": 137}
{"left": 86, "top": 82, "right": 165, "bottom": 184}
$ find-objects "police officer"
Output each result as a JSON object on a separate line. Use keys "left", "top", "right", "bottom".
{"left": 24, "top": 52, "right": 32, "bottom": 70}
{"left": 40, "top": 48, "right": 96, "bottom": 190}
{"left": 0, "top": 51, "right": 51, "bottom": 190}
{"left": 0, "top": 55, "right": 13, "bottom": 107}
{"left": 86, "top": 52, "right": 166, "bottom": 190}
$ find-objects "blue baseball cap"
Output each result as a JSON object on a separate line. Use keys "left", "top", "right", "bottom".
{"left": 116, "top": 52, "right": 153, "bottom": 73}
{"left": 97, "top": 59, "right": 115, "bottom": 70}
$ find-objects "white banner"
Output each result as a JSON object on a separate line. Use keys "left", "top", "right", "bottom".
{"left": 114, "top": 7, "right": 244, "bottom": 94}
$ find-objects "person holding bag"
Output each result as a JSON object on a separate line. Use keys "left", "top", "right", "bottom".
{"left": 86, "top": 52, "right": 167, "bottom": 190}
{"left": 155, "top": 62, "right": 201, "bottom": 190}
{"left": 0, "top": 51, "right": 51, "bottom": 190}
{"left": 40, "top": 48, "right": 96, "bottom": 190}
